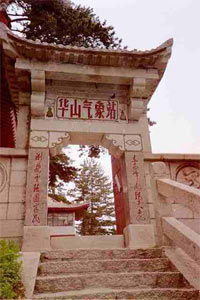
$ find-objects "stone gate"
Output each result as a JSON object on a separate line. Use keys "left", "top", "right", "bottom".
{"left": 1, "top": 18, "right": 200, "bottom": 251}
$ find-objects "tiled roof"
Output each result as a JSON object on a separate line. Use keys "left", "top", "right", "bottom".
{"left": 48, "top": 197, "right": 89, "bottom": 220}
{"left": 0, "top": 23, "right": 173, "bottom": 72}
{"left": 8, "top": 29, "right": 173, "bottom": 71}
{"left": 48, "top": 197, "right": 89, "bottom": 210}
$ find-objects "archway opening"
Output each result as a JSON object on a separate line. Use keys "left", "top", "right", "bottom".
{"left": 48, "top": 144, "right": 123, "bottom": 236}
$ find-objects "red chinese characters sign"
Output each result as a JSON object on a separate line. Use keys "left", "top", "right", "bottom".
{"left": 132, "top": 155, "right": 146, "bottom": 222}
{"left": 32, "top": 152, "right": 43, "bottom": 225}
{"left": 56, "top": 98, "right": 118, "bottom": 121}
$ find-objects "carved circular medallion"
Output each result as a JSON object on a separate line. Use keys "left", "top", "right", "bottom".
{"left": 0, "top": 163, "right": 7, "bottom": 192}
{"left": 176, "top": 164, "right": 200, "bottom": 189}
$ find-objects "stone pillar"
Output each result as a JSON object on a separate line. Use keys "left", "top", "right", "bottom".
{"left": 15, "top": 106, "right": 29, "bottom": 149}
{"left": 123, "top": 152, "right": 156, "bottom": 249}
{"left": 25, "top": 148, "right": 49, "bottom": 226}
{"left": 22, "top": 148, "right": 50, "bottom": 251}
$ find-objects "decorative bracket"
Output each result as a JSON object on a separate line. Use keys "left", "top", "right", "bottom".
{"left": 29, "top": 130, "right": 71, "bottom": 156}
{"left": 128, "top": 77, "right": 147, "bottom": 121}
{"left": 124, "top": 135, "right": 142, "bottom": 151}
{"left": 31, "top": 70, "right": 45, "bottom": 117}
{"left": 101, "top": 134, "right": 143, "bottom": 157}
{"left": 49, "top": 132, "right": 70, "bottom": 157}
{"left": 131, "top": 78, "right": 146, "bottom": 94}
{"left": 130, "top": 77, "right": 146, "bottom": 99}
{"left": 30, "top": 131, "right": 49, "bottom": 148}
{"left": 101, "top": 134, "right": 125, "bottom": 159}
{"left": 128, "top": 98, "right": 146, "bottom": 121}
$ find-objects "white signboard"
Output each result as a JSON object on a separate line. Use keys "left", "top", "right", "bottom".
{"left": 56, "top": 98, "right": 118, "bottom": 121}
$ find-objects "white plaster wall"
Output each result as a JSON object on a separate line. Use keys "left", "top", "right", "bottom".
{"left": 0, "top": 154, "right": 28, "bottom": 246}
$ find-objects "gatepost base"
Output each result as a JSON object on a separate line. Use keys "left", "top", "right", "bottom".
{"left": 124, "top": 224, "right": 156, "bottom": 249}
{"left": 22, "top": 226, "right": 51, "bottom": 252}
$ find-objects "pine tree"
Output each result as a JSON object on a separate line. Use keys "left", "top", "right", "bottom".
{"left": 69, "top": 158, "right": 116, "bottom": 235}
{"left": 48, "top": 153, "right": 78, "bottom": 203}
{"left": 7, "top": 0, "right": 123, "bottom": 49}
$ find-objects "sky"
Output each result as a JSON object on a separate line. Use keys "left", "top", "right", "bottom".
{"left": 71, "top": 0, "right": 200, "bottom": 154}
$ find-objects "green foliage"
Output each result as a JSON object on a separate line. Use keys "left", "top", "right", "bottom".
{"left": 49, "top": 153, "right": 78, "bottom": 195}
{"left": 79, "top": 145, "right": 106, "bottom": 158}
{"left": 48, "top": 193, "right": 71, "bottom": 204}
{"left": 69, "top": 159, "right": 116, "bottom": 235}
{"left": 0, "top": 240, "right": 25, "bottom": 299}
{"left": 8, "top": 0, "right": 124, "bottom": 49}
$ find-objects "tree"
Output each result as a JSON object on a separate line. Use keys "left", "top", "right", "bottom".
{"left": 78, "top": 145, "right": 106, "bottom": 159}
{"left": 7, "top": 0, "right": 123, "bottom": 49}
{"left": 48, "top": 145, "right": 106, "bottom": 202}
{"left": 68, "top": 159, "right": 116, "bottom": 235}
{"left": 48, "top": 153, "right": 78, "bottom": 203}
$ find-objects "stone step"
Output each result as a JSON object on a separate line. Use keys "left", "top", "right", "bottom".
{"left": 33, "top": 287, "right": 199, "bottom": 300}
{"left": 34, "top": 272, "right": 183, "bottom": 294}
{"left": 51, "top": 235, "right": 124, "bottom": 250}
{"left": 41, "top": 248, "right": 164, "bottom": 262}
{"left": 38, "top": 258, "right": 171, "bottom": 276}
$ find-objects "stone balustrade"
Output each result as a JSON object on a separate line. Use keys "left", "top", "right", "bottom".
{"left": 157, "top": 178, "right": 200, "bottom": 213}
{"left": 151, "top": 162, "right": 200, "bottom": 265}
{"left": 162, "top": 217, "right": 200, "bottom": 264}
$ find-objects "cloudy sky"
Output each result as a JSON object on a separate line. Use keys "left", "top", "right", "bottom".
{"left": 72, "top": 0, "right": 199, "bottom": 154}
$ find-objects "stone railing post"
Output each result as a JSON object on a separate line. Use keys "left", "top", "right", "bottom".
{"left": 150, "top": 162, "right": 173, "bottom": 246}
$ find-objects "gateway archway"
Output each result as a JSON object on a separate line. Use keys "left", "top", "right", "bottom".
{"left": 0, "top": 25, "right": 173, "bottom": 249}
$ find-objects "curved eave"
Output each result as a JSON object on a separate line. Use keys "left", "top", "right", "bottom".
{"left": 0, "top": 21, "right": 173, "bottom": 72}
{"left": 48, "top": 203, "right": 89, "bottom": 220}
{"left": 7, "top": 29, "right": 173, "bottom": 57}
{"left": 48, "top": 203, "right": 89, "bottom": 211}
{"left": 0, "top": 22, "right": 173, "bottom": 107}
{"left": 11, "top": 35, "right": 172, "bottom": 71}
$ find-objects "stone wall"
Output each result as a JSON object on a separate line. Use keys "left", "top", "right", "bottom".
{"left": 48, "top": 212, "right": 74, "bottom": 227}
{"left": 0, "top": 148, "right": 28, "bottom": 246}
{"left": 1, "top": 147, "right": 199, "bottom": 247}
{"left": 144, "top": 154, "right": 200, "bottom": 235}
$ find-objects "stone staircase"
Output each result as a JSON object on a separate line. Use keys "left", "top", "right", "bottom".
{"left": 33, "top": 248, "right": 199, "bottom": 299}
